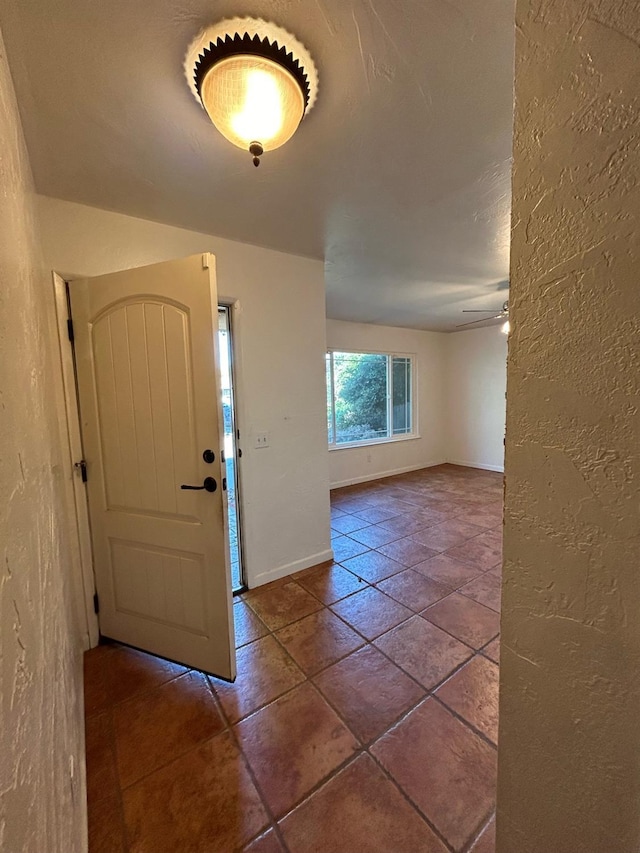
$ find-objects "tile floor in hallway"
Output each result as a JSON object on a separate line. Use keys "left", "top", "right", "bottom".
{"left": 85, "top": 464, "right": 502, "bottom": 853}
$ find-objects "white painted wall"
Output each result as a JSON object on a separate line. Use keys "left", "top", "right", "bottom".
{"left": 326, "top": 319, "right": 447, "bottom": 487}
{"left": 36, "top": 196, "right": 331, "bottom": 588}
{"left": 0, "top": 33, "right": 87, "bottom": 853}
{"left": 445, "top": 325, "right": 508, "bottom": 471}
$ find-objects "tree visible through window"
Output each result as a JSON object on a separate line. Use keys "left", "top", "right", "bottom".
{"left": 326, "top": 350, "right": 413, "bottom": 446}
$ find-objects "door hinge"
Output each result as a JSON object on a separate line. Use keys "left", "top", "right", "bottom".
{"left": 74, "top": 460, "right": 88, "bottom": 482}
{"left": 67, "top": 318, "right": 74, "bottom": 341}
{"left": 223, "top": 477, "right": 227, "bottom": 491}
{"left": 93, "top": 592, "right": 100, "bottom": 614}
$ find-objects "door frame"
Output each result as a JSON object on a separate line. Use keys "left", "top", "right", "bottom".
{"left": 52, "top": 271, "right": 99, "bottom": 648}
{"left": 218, "top": 301, "right": 247, "bottom": 591}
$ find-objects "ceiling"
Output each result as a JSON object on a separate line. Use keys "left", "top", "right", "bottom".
{"left": 1, "top": 0, "right": 515, "bottom": 331}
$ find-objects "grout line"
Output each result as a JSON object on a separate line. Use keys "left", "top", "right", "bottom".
{"left": 364, "top": 747, "right": 458, "bottom": 853}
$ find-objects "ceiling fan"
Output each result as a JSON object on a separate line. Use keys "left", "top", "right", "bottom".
{"left": 457, "top": 299, "right": 509, "bottom": 328}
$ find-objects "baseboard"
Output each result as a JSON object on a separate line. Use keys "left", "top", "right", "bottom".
{"left": 330, "top": 460, "right": 447, "bottom": 490}
{"left": 248, "top": 548, "right": 334, "bottom": 589}
{"left": 447, "top": 459, "right": 504, "bottom": 473}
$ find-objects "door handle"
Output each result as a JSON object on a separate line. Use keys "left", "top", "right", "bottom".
{"left": 181, "top": 477, "right": 217, "bottom": 492}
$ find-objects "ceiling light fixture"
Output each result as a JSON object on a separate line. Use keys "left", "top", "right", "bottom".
{"left": 185, "top": 18, "right": 318, "bottom": 167}
{"left": 501, "top": 319, "right": 510, "bottom": 335}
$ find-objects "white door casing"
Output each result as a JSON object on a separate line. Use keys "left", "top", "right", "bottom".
{"left": 69, "top": 254, "right": 235, "bottom": 679}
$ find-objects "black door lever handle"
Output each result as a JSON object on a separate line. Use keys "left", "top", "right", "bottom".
{"left": 181, "top": 477, "right": 217, "bottom": 492}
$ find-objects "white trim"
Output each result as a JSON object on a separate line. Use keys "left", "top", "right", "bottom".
{"left": 52, "top": 272, "right": 99, "bottom": 649}
{"left": 330, "top": 460, "right": 447, "bottom": 490}
{"left": 328, "top": 433, "right": 421, "bottom": 452}
{"left": 447, "top": 459, "right": 504, "bottom": 473}
{"left": 248, "top": 549, "right": 334, "bottom": 588}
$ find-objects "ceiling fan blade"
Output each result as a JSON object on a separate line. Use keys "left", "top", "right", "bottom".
{"left": 461, "top": 309, "right": 500, "bottom": 313}
{"left": 456, "top": 314, "right": 502, "bottom": 328}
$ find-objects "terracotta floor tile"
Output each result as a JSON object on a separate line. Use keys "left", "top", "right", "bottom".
{"left": 113, "top": 671, "right": 225, "bottom": 788}
{"left": 459, "top": 572, "right": 502, "bottom": 612}
{"left": 314, "top": 645, "right": 425, "bottom": 742}
{"left": 371, "top": 698, "right": 497, "bottom": 851}
{"left": 470, "top": 816, "right": 496, "bottom": 853}
{"left": 279, "top": 754, "right": 447, "bottom": 853}
{"left": 415, "top": 553, "right": 484, "bottom": 589}
{"left": 86, "top": 466, "right": 503, "bottom": 853}
{"left": 436, "top": 655, "right": 500, "bottom": 744}
{"left": 331, "top": 496, "right": 375, "bottom": 513}
{"left": 464, "top": 510, "right": 503, "bottom": 529}
{"left": 352, "top": 504, "right": 403, "bottom": 524}
{"left": 376, "top": 512, "right": 438, "bottom": 537}
{"left": 483, "top": 636, "right": 500, "bottom": 664}
{"left": 330, "top": 513, "right": 371, "bottom": 534}
{"left": 411, "top": 518, "right": 486, "bottom": 552}
{"left": 244, "top": 580, "right": 322, "bottom": 630}
{"left": 446, "top": 536, "right": 502, "bottom": 572}
{"left": 235, "top": 599, "right": 269, "bottom": 647}
{"left": 212, "top": 634, "right": 305, "bottom": 723}
{"left": 348, "top": 524, "right": 403, "bottom": 548}
{"left": 107, "top": 645, "right": 189, "bottom": 706}
{"left": 235, "top": 681, "right": 359, "bottom": 817}
{"left": 377, "top": 536, "right": 439, "bottom": 567}
{"left": 377, "top": 569, "right": 450, "bottom": 612}
{"left": 295, "top": 561, "right": 368, "bottom": 604}
{"left": 340, "top": 550, "right": 405, "bottom": 583}
{"left": 243, "top": 828, "right": 286, "bottom": 853}
{"left": 275, "top": 608, "right": 364, "bottom": 675}
{"left": 377, "top": 496, "right": 419, "bottom": 514}
{"left": 331, "top": 587, "right": 412, "bottom": 640}
{"left": 88, "top": 791, "right": 125, "bottom": 853}
{"left": 422, "top": 592, "right": 500, "bottom": 649}
{"left": 476, "top": 527, "right": 503, "bottom": 547}
{"left": 374, "top": 616, "right": 472, "bottom": 689}
{"left": 123, "top": 731, "right": 269, "bottom": 853}
{"left": 331, "top": 535, "right": 370, "bottom": 562}
{"left": 85, "top": 711, "right": 118, "bottom": 808}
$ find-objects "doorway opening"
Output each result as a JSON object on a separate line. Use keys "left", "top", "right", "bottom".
{"left": 218, "top": 305, "right": 245, "bottom": 593}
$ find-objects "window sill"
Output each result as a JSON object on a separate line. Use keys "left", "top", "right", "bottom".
{"left": 328, "top": 434, "right": 421, "bottom": 452}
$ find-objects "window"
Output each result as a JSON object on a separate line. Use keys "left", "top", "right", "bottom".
{"left": 326, "top": 350, "right": 414, "bottom": 447}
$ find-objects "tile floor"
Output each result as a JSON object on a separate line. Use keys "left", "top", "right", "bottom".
{"left": 85, "top": 464, "right": 502, "bottom": 853}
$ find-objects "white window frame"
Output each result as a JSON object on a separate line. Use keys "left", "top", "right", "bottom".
{"left": 326, "top": 348, "right": 418, "bottom": 450}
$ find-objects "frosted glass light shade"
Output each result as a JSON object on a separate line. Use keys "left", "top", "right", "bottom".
{"left": 200, "top": 55, "right": 305, "bottom": 152}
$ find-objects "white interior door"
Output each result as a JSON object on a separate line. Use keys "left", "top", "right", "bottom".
{"left": 69, "top": 254, "right": 235, "bottom": 679}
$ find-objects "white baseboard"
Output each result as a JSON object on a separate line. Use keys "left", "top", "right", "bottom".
{"left": 248, "top": 548, "right": 334, "bottom": 589}
{"left": 330, "top": 460, "right": 447, "bottom": 490}
{"left": 447, "top": 459, "right": 504, "bottom": 473}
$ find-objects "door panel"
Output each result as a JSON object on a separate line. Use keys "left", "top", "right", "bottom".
{"left": 69, "top": 254, "right": 235, "bottom": 679}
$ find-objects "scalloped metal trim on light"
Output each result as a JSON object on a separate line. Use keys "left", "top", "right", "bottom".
{"left": 185, "top": 18, "right": 319, "bottom": 166}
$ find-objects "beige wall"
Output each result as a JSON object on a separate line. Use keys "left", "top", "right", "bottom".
{"left": 36, "top": 196, "right": 332, "bottom": 588}
{"left": 0, "top": 32, "right": 87, "bottom": 853}
{"left": 446, "top": 326, "right": 507, "bottom": 472}
{"left": 326, "top": 319, "right": 447, "bottom": 487}
{"left": 498, "top": 2, "right": 640, "bottom": 851}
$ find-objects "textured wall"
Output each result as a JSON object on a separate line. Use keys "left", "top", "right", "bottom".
{"left": 445, "top": 326, "right": 507, "bottom": 472}
{"left": 326, "top": 319, "right": 447, "bottom": 488}
{"left": 0, "top": 33, "right": 87, "bottom": 853}
{"left": 498, "top": 2, "right": 640, "bottom": 852}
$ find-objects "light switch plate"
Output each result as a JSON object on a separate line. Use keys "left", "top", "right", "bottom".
{"left": 255, "top": 432, "right": 269, "bottom": 448}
